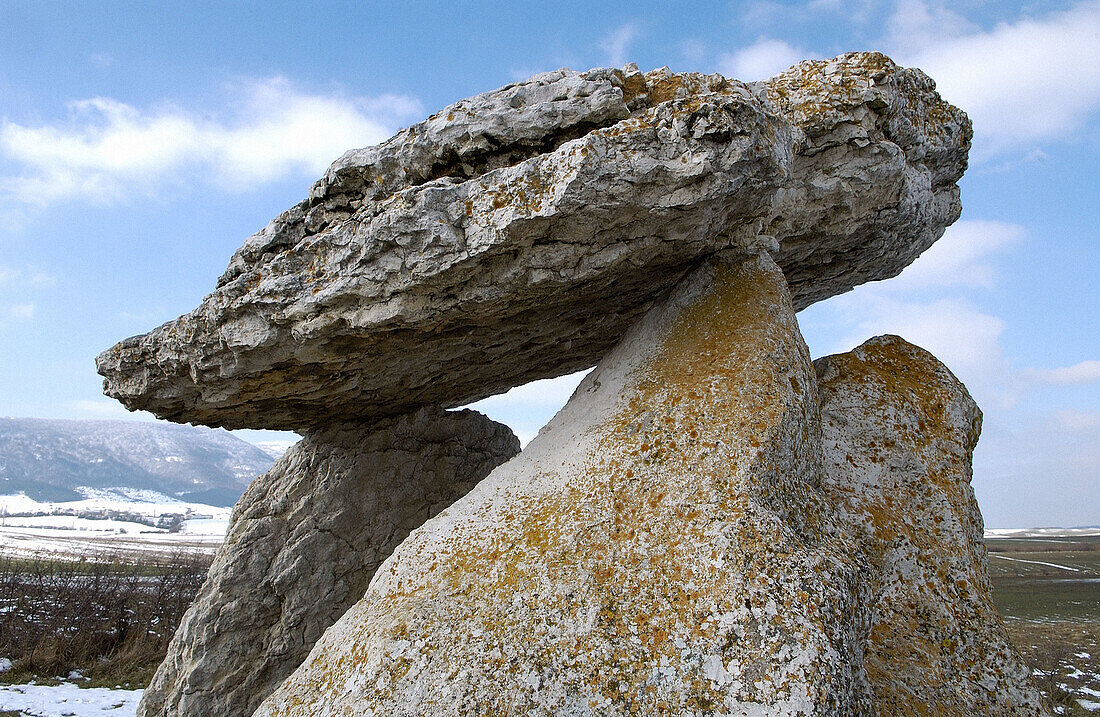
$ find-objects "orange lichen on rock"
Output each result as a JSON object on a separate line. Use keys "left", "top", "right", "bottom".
{"left": 254, "top": 252, "right": 872, "bottom": 716}
{"left": 250, "top": 268, "right": 1046, "bottom": 716}
{"left": 815, "top": 336, "right": 1047, "bottom": 716}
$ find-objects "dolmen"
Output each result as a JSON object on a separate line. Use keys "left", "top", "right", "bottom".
{"left": 98, "top": 52, "right": 1049, "bottom": 716}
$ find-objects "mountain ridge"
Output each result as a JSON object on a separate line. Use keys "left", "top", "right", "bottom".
{"left": 0, "top": 417, "right": 274, "bottom": 506}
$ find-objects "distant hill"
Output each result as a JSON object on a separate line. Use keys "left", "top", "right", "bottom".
{"left": 0, "top": 418, "right": 275, "bottom": 506}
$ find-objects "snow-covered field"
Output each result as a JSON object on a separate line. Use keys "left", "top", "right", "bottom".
{"left": 0, "top": 491, "right": 222, "bottom": 713}
{"left": 0, "top": 488, "right": 234, "bottom": 520}
{"left": 0, "top": 681, "right": 141, "bottom": 716}
{"left": 0, "top": 491, "right": 230, "bottom": 558}
{"left": 986, "top": 527, "right": 1100, "bottom": 539}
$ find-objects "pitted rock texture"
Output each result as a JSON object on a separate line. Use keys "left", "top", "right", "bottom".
{"left": 97, "top": 52, "right": 970, "bottom": 431}
{"left": 137, "top": 408, "right": 518, "bottom": 717}
{"left": 815, "top": 335, "right": 1048, "bottom": 715}
{"left": 254, "top": 252, "right": 875, "bottom": 716}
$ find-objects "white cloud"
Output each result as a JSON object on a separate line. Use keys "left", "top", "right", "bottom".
{"left": 1053, "top": 409, "right": 1100, "bottom": 431}
{"left": 974, "top": 409, "right": 1100, "bottom": 528}
{"left": 600, "top": 22, "right": 641, "bottom": 67}
{"left": 974, "top": 147, "right": 1048, "bottom": 176}
{"left": 886, "top": 0, "right": 976, "bottom": 55}
{"left": 4, "top": 303, "right": 35, "bottom": 320}
{"left": 0, "top": 77, "right": 423, "bottom": 209}
{"left": 734, "top": 0, "right": 875, "bottom": 34}
{"left": 0, "top": 265, "right": 56, "bottom": 288}
{"left": 801, "top": 218, "right": 1020, "bottom": 410}
{"left": 718, "top": 39, "right": 821, "bottom": 82}
{"left": 118, "top": 306, "right": 171, "bottom": 326}
{"left": 886, "top": 219, "right": 1024, "bottom": 290}
{"left": 721, "top": 2, "right": 1100, "bottom": 155}
{"left": 465, "top": 368, "right": 592, "bottom": 448}
{"left": 822, "top": 293, "right": 1010, "bottom": 401}
{"left": 892, "top": 1, "right": 1100, "bottom": 154}
{"left": 469, "top": 369, "right": 591, "bottom": 411}
{"left": 806, "top": 0, "right": 876, "bottom": 23}
{"left": 738, "top": 0, "right": 790, "bottom": 26}
{"left": 678, "top": 38, "right": 708, "bottom": 66}
{"left": 1023, "top": 360, "right": 1100, "bottom": 386}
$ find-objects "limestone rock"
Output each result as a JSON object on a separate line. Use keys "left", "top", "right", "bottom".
{"left": 251, "top": 289, "right": 1046, "bottom": 715}
{"left": 255, "top": 251, "right": 874, "bottom": 716}
{"left": 815, "top": 335, "right": 1047, "bottom": 715}
{"left": 97, "top": 52, "right": 970, "bottom": 431}
{"left": 138, "top": 408, "right": 518, "bottom": 717}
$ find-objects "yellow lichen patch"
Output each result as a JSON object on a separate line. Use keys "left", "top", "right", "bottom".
{"left": 646, "top": 75, "right": 685, "bottom": 105}
{"left": 612, "top": 69, "right": 648, "bottom": 106}
{"left": 244, "top": 270, "right": 264, "bottom": 292}
{"left": 761, "top": 51, "right": 968, "bottom": 156}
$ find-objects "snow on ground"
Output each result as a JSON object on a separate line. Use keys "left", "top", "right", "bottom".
{"left": 0, "top": 681, "right": 141, "bottom": 716}
{"left": 985, "top": 527, "right": 1100, "bottom": 539}
{"left": 0, "top": 525, "right": 225, "bottom": 560}
{"left": 989, "top": 554, "right": 1083, "bottom": 572}
{"left": 252, "top": 440, "right": 297, "bottom": 459}
{"left": 0, "top": 491, "right": 233, "bottom": 521}
{"left": 0, "top": 524, "right": 225, "bottom": 559}
{"left": 177, "top": 518, "right": 229, "bottom": 535}
{"left": 0, "top": 492, "right": 230, "bottom": 558}
{"left": 0, "top": 515, "right": 158, "bottom": 532}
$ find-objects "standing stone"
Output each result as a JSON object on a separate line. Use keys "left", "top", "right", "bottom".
{"left": 138, "top": 408, "right": 518, "bottom": 717}
{"left": 255, "top": 251, "right": 873, "bottom": 716}
{"left": 815, "top": 336, "right": 1047, "bottom": 715}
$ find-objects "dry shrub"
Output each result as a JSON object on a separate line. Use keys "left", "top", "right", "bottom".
{"left": 0, "top": 550, "right": 211, "bottom": 685}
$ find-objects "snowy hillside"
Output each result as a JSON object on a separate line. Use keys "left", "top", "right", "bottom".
{"left": 0, "top": 491, "right": 231, "bottom": 558}
{"left": 0, "top": 418, "right": 274, "bottom": 505}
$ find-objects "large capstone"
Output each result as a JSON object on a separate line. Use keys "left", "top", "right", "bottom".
{"left": 137, "top": 408, "right": 518, "bottom": 717}
{"left": 97, "top": 53, "right": 970, "bottom": 431}
{"left": 99, "top": 48, "right": 1040, "bottom": 717}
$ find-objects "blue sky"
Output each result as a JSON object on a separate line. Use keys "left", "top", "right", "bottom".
{"left": 0, "top": 0, "right": 1096, "bottom": 527}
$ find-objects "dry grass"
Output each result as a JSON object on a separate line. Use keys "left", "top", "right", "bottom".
{"left": 0, "top": 550, "right": 210, "bottom": 688}
{"left": 989, "top": 535, "right": 1100, "bottom": 715}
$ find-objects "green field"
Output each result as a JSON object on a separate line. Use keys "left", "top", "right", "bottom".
{"left": 988, "top": 533, "right": 1100, "bottom": 714}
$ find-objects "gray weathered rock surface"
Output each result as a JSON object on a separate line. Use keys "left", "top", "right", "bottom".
{"left": 253, "top": 266, "right": 1046, "bottom": 716}
{"left": 815, "top": 335, "right": 1047, "bottom": 715}
{"left": 97, "top": 53, "right": 970, "bottom": 430}
{"left": 255, "top": 252, "right": 875, "bottom": 715}
{"left": 137, "top": 408, "right": 518, "bottom": 717}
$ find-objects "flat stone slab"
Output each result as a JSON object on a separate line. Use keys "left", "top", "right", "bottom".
{"left": 97, "top": 52, "right": 970, "bottom": 430}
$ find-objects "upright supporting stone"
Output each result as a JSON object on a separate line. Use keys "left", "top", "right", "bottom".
{"left": 138, "top": 408, "right": 518, "bottom": 717}
{"left": 815, "top": 336, "right": 1047, "bottom": 715}
{"left": 256, "top": 251, "right": 872, "bottom": 716}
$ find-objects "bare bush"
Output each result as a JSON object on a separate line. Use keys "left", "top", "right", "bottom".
{"left": 0, "top": 550, "right": 211, "bottom": 685}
